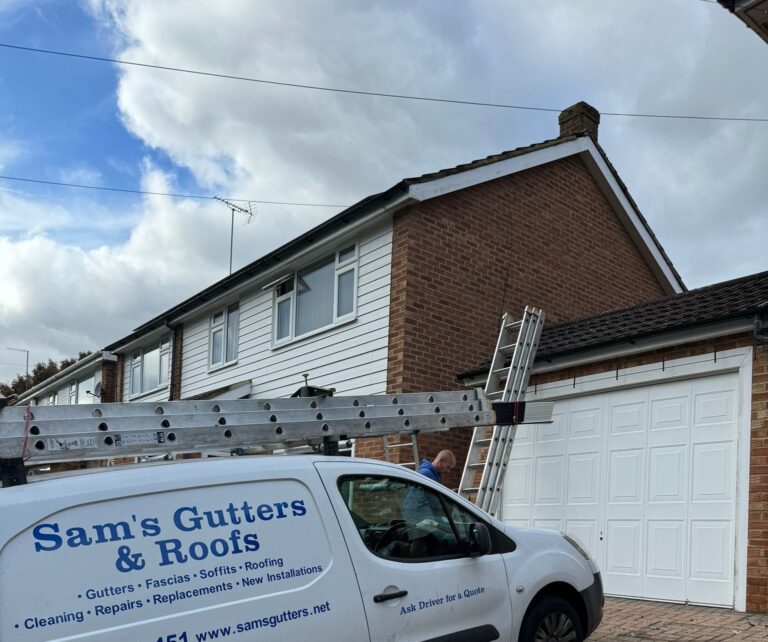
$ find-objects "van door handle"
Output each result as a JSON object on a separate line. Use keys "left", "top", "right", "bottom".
{"left": 373, "top": 589, "right": 408, "bottom": 603}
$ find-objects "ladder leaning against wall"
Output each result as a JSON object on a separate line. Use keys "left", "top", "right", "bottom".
{"left": 458, "top": 306, "right": 545, "bottom": 517}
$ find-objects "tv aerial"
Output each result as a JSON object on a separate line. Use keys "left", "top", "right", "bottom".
{"left": 214, "top": 197, "right": 258, "bottom": 274}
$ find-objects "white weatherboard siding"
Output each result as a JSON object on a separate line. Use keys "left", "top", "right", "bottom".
{"left": 504, "top": 350, "right": 752, "bottom": 610}
{"left": 180, "top": 224, "right": 392, "bottom": 400}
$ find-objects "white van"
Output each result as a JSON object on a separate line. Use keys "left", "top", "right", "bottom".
{"left": 0, "top": 456, "right": 603, "bottom": 642}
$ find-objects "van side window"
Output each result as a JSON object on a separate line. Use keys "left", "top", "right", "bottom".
{"left": 338, "top": 475, "right": 474, "bottom": 562}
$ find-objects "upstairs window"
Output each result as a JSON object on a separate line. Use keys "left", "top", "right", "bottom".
{"left": 274, "top": 244, "right": 357, "bottom": 343}
{"left": 47, "top": 392, "right": 58, "bottom": 406}
{"left": 209, "top": 303, "right": 240, "bottom": 368}
{"left": 130, "top": 339, "right": 170, "bottom": 396}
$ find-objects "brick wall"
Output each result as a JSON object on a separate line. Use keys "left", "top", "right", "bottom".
{"left": 378, "top": 154, "right": 671, "bottom": 488}
{"left": 115, "top": 354, "right": 125, "bottom": 403}
{"left": 100, "top": 360, "right": 118, "bottom": 403}
{"left": 531, "top": 333, "right": 768, "bottom": 613}
{"left": 170, "top": 325, "right": 184, "bottom": 401}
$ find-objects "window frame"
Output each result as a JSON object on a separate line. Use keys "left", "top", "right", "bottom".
{"left": 336, "top": 474, "right": 496, "bottom": 564}
{"left": 208, "top": 302, "right": 240, "bottom": 371}
{"left": 129, "top": 339, "right": 171, "bottom": 398}
{"left": 272, "top": 244, "right": 359, "bottom": 346}
{"left": 47, "top": 391, "right": 58, "bottom": 406}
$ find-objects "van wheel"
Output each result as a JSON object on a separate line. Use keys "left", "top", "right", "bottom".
{"left": 520, "top": 596, "right": 584, "bottom": 642}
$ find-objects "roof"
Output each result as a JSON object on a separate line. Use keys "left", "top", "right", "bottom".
{"left": 106, "top": 129, "right": 684, "bottom": 351}
{"left": 458, "top": 270, "right": 768, "bottom": 380}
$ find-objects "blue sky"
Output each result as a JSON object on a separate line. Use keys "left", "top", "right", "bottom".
{"left": 0, "top": 0, "right": 766, "bottom": 384}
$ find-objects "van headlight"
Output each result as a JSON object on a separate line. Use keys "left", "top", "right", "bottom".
{"left": 562, "top": 533, "right": 591, "bottom": 561}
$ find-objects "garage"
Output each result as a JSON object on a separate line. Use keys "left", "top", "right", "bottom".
{"left": 502, "top": 366, "right": 744, "bottom": 608}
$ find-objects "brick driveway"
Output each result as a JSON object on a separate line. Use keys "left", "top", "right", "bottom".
{"left": 591, "top": 597, "right": 768, "bottom": 641}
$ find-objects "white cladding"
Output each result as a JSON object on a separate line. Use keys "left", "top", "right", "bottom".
{"left": 179, "top": 223, "right": 393, "bottom": 400}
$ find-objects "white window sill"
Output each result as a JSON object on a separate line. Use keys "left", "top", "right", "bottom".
{"left": 208, "top": 359, "right": 239, "bottom": 374}
{"left": 272, "top": 315, "right": 357, "bottom": 350}
{"left": 128, "top": 384, "right": 169, "bottom": 401}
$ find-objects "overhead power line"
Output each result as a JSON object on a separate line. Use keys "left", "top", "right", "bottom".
{"left": 0, "top": 174, "right": 349, "bottom": 207}
{"left": 0, "top": 42, "right": 766, "bottom": 124}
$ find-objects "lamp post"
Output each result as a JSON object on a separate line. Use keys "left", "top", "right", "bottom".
{"left": 6, "top": 347, "right": 29, "bottom": 390}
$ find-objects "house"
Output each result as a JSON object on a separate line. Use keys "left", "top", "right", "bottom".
{"left": 102, "top": 100, "right": 682, "bottom": 460}
{"left": 40, "top": 100, "right": 754, "bottom": 608}
{"left": 13, "top": 351, "right": 118, "bottom": 407}
{"left": 460, "top": 270, "right": 768, "bottom": 611}
{"left": 717, "top": 0, "right": 768, "bottom": 43}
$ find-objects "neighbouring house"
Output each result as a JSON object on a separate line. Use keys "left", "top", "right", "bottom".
{"left": 718, "top": 0, "right": 768, "bottom": 43}
{"left": 460, "top": 271, "right": 768, "bottom": 612}
{"left": 13, "top": 351, "right": 118, "bottom": 407}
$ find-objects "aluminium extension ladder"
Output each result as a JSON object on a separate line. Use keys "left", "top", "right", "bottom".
{"left": 458, "top": 306, "right": 545, "bottom": 516}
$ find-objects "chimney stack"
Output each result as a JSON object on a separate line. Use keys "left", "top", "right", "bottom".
{"left": 559, "top": 101, "right": 600, "bottom": 141}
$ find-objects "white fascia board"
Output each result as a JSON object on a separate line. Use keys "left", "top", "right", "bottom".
{"left": 170, "top": 193, "right": 410, "bottom": 327}
{"left": 407, "top": 136, "right": 683, "bottom": 295}
{"left": 407, "top": 138, "right": 591, "bottom": 201}
{"left": 110, "top": 326, "right": 173, "bottom": 356}
{"left": 533, "top": 318, "right": 754, "bottom": 374}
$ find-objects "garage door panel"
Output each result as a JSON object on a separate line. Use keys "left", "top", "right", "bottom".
{"left": 692, "top": 442, "right": 734, "bottom": 503}
{"left": 650, "top": 388, "right": 690, "bottom": 434}
{"left": 608, "top": 448, "right": 645, "bottom": 504}
{"left": 568, "top": 401, "right": 602, "bottom": 442}
{"left": 692, "top": 378, "right": 736, "bottom": 443}
{"left": 605, "top": 520, "right": 643, "bottom": 596}
{"left": 534, "top": 456, "right": 563, "bottom": 505}
{"left": 648, "top": 445, "right": 687, "bottom": 503}
{"left": 566, "top": 452, "right": 599, "bottom": 504}
{"left": 645, "top": 519, "right": 686, "bottom": 601}
{"left": 536, "top": 411, "right": 566, "bottom": 443}
{"left": 610, "top": 397, "right": 646, "bottom": 436}
{"left": 646, "top": 520, "right": 685, "bottom": 577}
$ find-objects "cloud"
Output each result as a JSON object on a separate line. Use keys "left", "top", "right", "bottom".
{"left": 1, "top": 0, "right": 766, "bottom": 384}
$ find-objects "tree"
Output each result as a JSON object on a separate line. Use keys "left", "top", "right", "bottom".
{"left": 0, "top": 351, "right": 93, "bottom": 399}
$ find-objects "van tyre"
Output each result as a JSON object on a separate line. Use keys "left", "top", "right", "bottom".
{"left": 520, "top": 596, "right": 584, "bottom": 642}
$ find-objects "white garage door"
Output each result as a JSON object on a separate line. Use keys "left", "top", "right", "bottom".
{"left": 502, "top": 372, "right": 739, "bottom": 607}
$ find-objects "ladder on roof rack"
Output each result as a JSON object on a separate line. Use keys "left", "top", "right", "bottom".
{"left": 0, "top": 388, "right": 553, "bottom": 488}
{"left": 458, "top": 306, "right": 545, "bottom": 516}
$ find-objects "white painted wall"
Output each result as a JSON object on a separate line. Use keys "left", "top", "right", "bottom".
{"left": 179, "top": 223, "right": 393, "bottom": 400}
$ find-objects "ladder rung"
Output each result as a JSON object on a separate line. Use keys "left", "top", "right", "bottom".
{"left": 500, "top": 343, "right": 517, "bottom": 353}
{"left": 467, "top": 463, "right": 485, "bottom": 469}
{"left": 386, "top": 443, "right": 416, "bottom": 449}
{"left": 461, "top": 486, "right": 480, "bottom": 493}
{"left": 504, "top": 321, "right": 522, "bottom": 331}
{"left": 486, "top": 391, "right": 504, "bottom": 398}
{"left": 473, "top": 438, "right": 493, "bottom": 446}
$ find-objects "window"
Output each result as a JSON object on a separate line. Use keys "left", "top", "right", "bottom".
{"left": 47, "top": 392, "right": 58, "bottom": 406}
{"left": 337, "top": 475, "right": 482, "bottom": 562}
{"left": 68, "top": 382, "right": 77, "bottom": 405}
{"left": 209, "top": 303, "right": 239, "bottom": 367}
{"left": 130, "top": 339, "right": 170, "bottom": 396}
{"left": 274, "top": 244, "right": 357, "bottom": 343}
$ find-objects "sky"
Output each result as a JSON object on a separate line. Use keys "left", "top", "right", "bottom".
{"left": 0, "top": 0, "right": 766, "bottom": 384}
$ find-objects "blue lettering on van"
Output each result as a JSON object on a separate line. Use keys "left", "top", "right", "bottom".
{"left": 29, "top": 497, "right": 306, "bottom": 571}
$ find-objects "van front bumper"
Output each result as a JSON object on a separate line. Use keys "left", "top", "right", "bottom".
{"left": 580, "top": 572, "right": 604, "bottom": 637}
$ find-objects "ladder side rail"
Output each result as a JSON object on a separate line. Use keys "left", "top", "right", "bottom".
{"left": 477, "top": 307, "right": 545, "bottom": 513}
{"left": 474, "top": 311, "right": 534, "bottom": 507}
{"left": 505, "top": 308, "right": 545, "bottom": 402}
{"left": 458, "top": 313, "right": 512, "bottom": 498}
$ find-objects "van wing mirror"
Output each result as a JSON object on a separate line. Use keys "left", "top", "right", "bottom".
{"left": 467, "top": 523, "right": 492, "bottom": 557}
